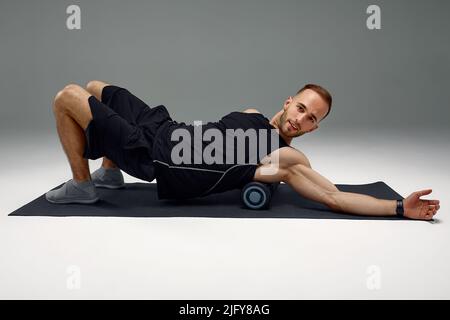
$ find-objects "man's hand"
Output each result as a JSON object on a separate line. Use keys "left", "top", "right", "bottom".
{"left": 404, "top": 189, "right": 440, "bottom": 220}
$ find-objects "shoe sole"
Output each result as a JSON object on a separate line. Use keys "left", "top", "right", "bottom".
{"left": 45, "top": 196, "right": 100, "bottom": 204}
{"left": 93, "top": 183, "right": 125, "bottom": 189}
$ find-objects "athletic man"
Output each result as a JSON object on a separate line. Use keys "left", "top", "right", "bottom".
{"left": 45, "top": 81, "right": 440, "bottom": 221}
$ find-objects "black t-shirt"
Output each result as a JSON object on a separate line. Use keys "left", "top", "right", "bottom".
{"left": 151, "top": 111, "right": 291, "bottom": 199}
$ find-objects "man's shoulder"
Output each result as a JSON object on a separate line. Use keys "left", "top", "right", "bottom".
{"left": 242, "top": 108, "right": 261, "bottom": 114}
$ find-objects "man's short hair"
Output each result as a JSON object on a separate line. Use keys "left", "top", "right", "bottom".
{"left": 296, "top": 84, "right": 332, "bottom": 121}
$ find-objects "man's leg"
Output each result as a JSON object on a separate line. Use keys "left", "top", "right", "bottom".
{"left": 53, "top": 84, "right": 94, "bottom": 182}
{"left": 83, "top": 80, "right": 165, "bottom": 184}
{"left": 85, "top": 80, "right": 117, "bottom": 169}
{"left": 46, "top": 83, "right": 99, "bottom": 204}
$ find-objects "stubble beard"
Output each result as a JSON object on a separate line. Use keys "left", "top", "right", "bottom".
{"left": 279, "top": 110, "right": 305, "bottom": 137}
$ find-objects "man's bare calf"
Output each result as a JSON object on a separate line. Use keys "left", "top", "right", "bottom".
{"left": 53, "top": 83, "right": 94, "bottom": 183}
{"left": 45, "top": 83, "right": 103, "bottom": 204}
{"left": 52, "top": 81, "right": 119, "bottom": 184}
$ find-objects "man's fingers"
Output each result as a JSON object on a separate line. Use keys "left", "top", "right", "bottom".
{"left": 428, "top": 204, "right": 441, "bottom": 211}
{"left": 426, "top": 204, "right": 440, "bottom": 218}
{"left": 416, "top": 189, "right": 432, "bottom": 197}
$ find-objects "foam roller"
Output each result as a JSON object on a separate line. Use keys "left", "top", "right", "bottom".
{"left": 241, "top": 181, "right": 279, "bottom": 210}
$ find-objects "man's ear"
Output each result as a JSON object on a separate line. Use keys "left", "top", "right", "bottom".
{"left": 283, "top": 96, "right": 293, "bottom": 111}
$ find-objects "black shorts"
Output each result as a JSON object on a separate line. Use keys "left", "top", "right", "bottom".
{"left": 83, "top": 85, "right": 172, "bottom": 182}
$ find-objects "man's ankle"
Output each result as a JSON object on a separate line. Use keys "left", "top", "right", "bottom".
{"left": 73, "top": 177, "right": 91, "bottom": 184}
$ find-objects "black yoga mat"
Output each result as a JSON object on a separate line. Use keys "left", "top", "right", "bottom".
{"left": 9, "top": 181, "right": 410, "bottom": 220}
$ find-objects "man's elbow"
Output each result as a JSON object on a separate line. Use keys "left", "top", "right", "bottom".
{"left": 326, "top": 192, "right": 342, "bottom": 212}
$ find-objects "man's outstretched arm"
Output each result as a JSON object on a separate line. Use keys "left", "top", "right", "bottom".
{"left": 283, "top": 164, "right": 440, "bottom": 220}
{"left": 254, "top": 150, "right": 440, "bottom": 221}
{"left": 284, "top": 163, "right": 395, "bottom": 216}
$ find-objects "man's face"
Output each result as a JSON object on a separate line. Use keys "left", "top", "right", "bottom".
{"left": 279, "top": 89, "right": 330, "bottom": 138}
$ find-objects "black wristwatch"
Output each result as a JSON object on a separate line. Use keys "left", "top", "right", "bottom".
{"left": 396, "top": 199, "right": 404, "bottom": 217}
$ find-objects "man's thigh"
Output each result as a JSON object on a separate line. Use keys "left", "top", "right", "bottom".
{"left": 100, "top": 85, "right": 155, "bottom": 125}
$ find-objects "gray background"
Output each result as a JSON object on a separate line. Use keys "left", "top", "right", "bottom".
{"left": 1, "top": 0, "right": 449, "bottom": 136}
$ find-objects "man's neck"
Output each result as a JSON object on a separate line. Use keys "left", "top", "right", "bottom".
{"left": 270, "top": 110, "right": 292, "bottom": 145}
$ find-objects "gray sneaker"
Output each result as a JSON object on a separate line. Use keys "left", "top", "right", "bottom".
{"left": 91, "top": 167, "right": 125, "bottom": 189}
{"left": 45, "top": 179, "right": 99, "bottom": 204}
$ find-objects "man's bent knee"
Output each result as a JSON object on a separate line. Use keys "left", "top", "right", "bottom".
{"left": 53, "top": 89, "right": 67, "bottom": 113}
{"left": 53, "top": 85, "right": 74, "bottom": 112}
{"left": 86, "top": 80, "right": 106, "bottom": 90}
{"left": 86, "top": 80, "right": 108, "bottom": 99}
{"left": 53, "top": 84, "right": 84, "bottom": 113}
{"left": 63, "top": 83, "right": 81, "bottom": 91}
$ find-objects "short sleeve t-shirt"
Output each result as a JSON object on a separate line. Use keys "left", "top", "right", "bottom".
{"left": 152, "top": 111, "right": 291, "bottom": 199}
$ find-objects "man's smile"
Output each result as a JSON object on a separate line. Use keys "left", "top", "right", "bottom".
{"left": 288, "top": 120, "right": 298, "bottom": 132}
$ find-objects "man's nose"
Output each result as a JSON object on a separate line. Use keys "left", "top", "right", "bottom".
{"left": 295, "top": 114, "right": 306, "bottom": 127}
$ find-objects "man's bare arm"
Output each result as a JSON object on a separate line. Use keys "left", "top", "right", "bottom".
{"left": 255, "top": 147, "right": 338, "bottom": 192}
{"left": 285, "top": 164, "right": 399, "bottom": 216}
{"left": 254, "top": 148, "right": 440, "bottom": 220}
{"left": 285, "top": 164, "right": 440, "bottom": 220}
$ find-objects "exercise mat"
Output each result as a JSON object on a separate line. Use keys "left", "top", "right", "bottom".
{"left": 9, "top": 181, "right": 409, "bottom": 220}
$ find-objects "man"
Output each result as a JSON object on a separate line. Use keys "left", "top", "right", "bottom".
{"left": 46, "top": 81, "right": 440, "bottom": 221}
